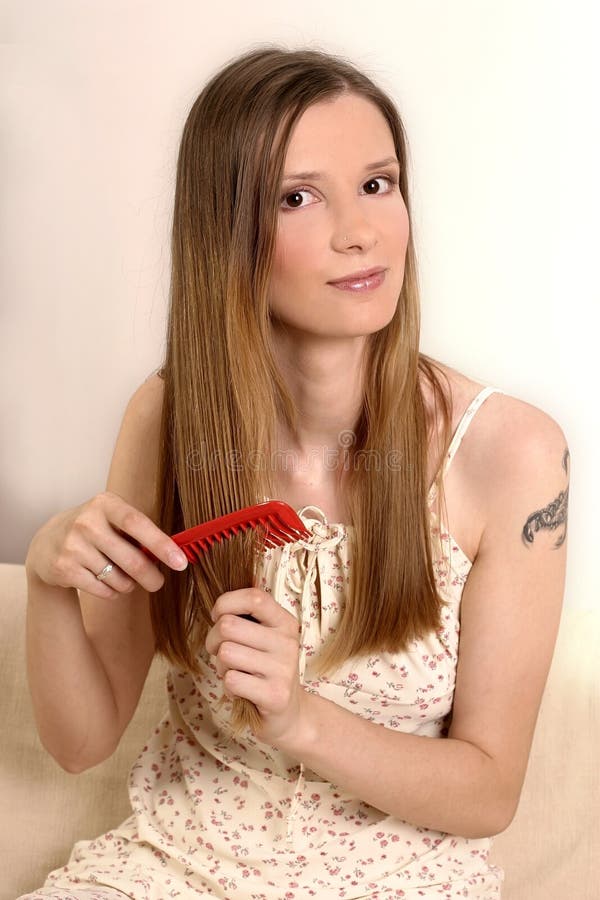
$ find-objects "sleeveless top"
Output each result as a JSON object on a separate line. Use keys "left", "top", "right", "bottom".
{"left": 44, "top": 385, "right": 506, "bottom": 899}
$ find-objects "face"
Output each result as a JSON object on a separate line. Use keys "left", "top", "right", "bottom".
{"left": 267, "top": 92, "right": 410, "bottom": 341}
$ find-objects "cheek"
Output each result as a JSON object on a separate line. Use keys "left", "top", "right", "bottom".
{"left": 403, "top": 209, "right": 410, "bottom": 245}
{"left": 272, "top": 225, "right": 317, "bottom": 284}
{"left": 393, "top": 199, "right": 410, "bottom": 246}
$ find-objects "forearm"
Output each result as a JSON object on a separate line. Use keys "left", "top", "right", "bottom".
{"left": 25, "top": 570, "right": 120, "bottom": 772}
{"left": 277, "top": 690, "right": 506, "bottom": 839}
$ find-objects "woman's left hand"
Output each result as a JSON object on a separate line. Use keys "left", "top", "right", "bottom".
{"left": 205, "top": 587, "right": 309, "bottom": 747}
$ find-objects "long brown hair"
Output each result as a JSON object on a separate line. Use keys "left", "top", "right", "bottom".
{"left": 150, "top": 45, "right": 453, "bottom": 736}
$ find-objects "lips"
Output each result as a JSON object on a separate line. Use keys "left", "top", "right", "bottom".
{"left": 328, "top": 270, "right": 386, "bottom": 292}
{"left": 328, "top": 266, "right": 386, "bottom": 285}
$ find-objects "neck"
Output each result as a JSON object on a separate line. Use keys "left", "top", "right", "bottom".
{"left": 271, "top": 332, "right": 366, "bottom": 480}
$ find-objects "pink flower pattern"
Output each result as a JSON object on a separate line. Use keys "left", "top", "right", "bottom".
{"left": 40, "top": 389, "right": 506, "bottom": 900}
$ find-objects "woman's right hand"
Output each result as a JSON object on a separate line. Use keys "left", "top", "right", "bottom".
{"left": 25, "top": 490, "right": 188, "bottom": 600}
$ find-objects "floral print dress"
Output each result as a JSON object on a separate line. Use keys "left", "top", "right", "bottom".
{"left": 40, "top": 386, "right": 506, "bottom": 899}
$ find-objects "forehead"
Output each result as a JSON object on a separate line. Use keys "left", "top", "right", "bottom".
{"left": 283, "top": 94, "right": 395, "bottom": 170}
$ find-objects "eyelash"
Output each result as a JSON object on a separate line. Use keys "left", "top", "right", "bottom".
{"left": 279, "top": 174, "right": 399, "bottom": 210}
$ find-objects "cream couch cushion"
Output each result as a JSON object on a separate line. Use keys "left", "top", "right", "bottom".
{"left": 1, "top": 563, "right": 597, "bottom": 899}
{"left": 1, "top": 563, "right": 169, "bottom": 898}
{"left": 488, "top": 603, "right": 599, "bottom": 896}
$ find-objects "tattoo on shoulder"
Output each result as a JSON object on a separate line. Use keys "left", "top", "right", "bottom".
{"left": 521, "top": 448, "right": 569, "bottom": 548}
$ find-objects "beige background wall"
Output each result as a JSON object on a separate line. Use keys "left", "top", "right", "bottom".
{"left": 2, "top": 1, "right": 597, "bottom": 609}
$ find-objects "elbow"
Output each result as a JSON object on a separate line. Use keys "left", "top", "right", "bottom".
{"left": 44, "top": 737, "right": 117, "bottom": 774}
{"left": 57, "top": 750, "right": 113, "bottom": 774}
{"left": 40, "top": 743, "right": 89, "bottom": 774}
{"left": 471, "top": 753, "right": 521, "bottom": 839}
{"left": 58, "top": 757, "right": 88, "bottom": 775}
{"left": 485, "top": 774, "right": 523, "bottom": 837}
{"left": 458, "top": 810, "right": 513, "bottom": 840}
{"left": 470, "top": 792, "right": 519, "bottom": 839}
{"left": 486, "top": 799, "right": 519, "bottom": 838}
{"left": 457, "top": 770, "right": 519, "bottom": 839}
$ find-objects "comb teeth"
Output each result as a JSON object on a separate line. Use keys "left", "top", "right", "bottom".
{"left": 188, "top": 526, "right": 248, "bottom": 558}
{"left": 266, "top": 515, "right": 295, "bottom": 545}
{"left": 138, "top": 500, "right": 312, "bottom": 564}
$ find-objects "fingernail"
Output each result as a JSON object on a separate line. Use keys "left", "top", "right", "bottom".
{"left": 168, "top": 550, "right": 188, "bottom": 570}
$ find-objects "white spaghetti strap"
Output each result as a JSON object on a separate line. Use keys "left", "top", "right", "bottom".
{"left": 441, "top": 386, "right": 504, "bottom": 479}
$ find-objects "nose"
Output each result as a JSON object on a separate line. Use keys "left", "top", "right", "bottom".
{"left": 331, "top": 205, "right": 378, "bottom": 252}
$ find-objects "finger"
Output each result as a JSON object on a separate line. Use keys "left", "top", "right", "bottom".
{"left": 222, "top": 669, "right": 266, "bottom": 707}
{"left": 85, "top": 552, "right": 133, "bottom": 591}
{"left": 218, "top": 642, "right": 273, "bottom": 679}
{"left": 211, "top": 588, "right": 294, "bottom": 631}
{"left": 102, "top": 492, "right": 189, "bottom": 573}
{"left": 206, "top": 613, "right": 289, "bottom": 657}
{"left": 205, "top": 614, "right": 259, "bottom": 656}
{"left": 57, "top": 540, "right": 136, "bottom": 599}
{"left": 93, "top": 530, "right": 167, "bottom": 593}
{"left": 68, "top": 561, "right": 129, "bottom": 600}
{"left": 86, "top": 514, "right": 185, "bottom": 593}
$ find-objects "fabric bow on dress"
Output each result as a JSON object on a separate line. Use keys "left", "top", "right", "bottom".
{"left": 270, "top": 505, "right": 346, "bottom": 842}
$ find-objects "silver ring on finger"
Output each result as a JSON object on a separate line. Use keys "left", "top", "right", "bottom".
{"left": 96, "top": 562, "right": 115, "bottom": 581}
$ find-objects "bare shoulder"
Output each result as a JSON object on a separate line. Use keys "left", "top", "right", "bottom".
{"left": 427, "top": 361, "right": 569, "bottom": 552}
{"left": 134, "top": 369, "right": 165, "bottom": 412}
{"left": 446, "top": 369, "right": 568, "bottom": 549}
{"left": 433, "top": 360, "right": 568, "bottom": 469}
{"left": 121, "top": 370, "right": 166, "bottom": 440}
{"left": 485, "top": 391, "right": 567, "bottom": 461}
{"left": 477, "top": 391, "right": 569, "bottom": 551}
{"left": 462, "top": 384, "right": 567, "bottom": 490}
{"left": 106, "top": 370, "right": 166, "bottom": 520}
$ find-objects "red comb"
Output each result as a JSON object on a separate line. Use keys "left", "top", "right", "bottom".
{"left": 140, "top": 500, "right": 311, "bottom": 565}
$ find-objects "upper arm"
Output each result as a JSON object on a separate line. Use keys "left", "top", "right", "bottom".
{"left": 447, "top": 400, "right": 569, "bottom": 832}
{"left": 79, "top": 371, "right": 166, "bottom": 743}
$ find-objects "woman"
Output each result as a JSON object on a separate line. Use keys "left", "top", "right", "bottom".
{"left": 20, "top": 45, "right": 568, "bottom": 899}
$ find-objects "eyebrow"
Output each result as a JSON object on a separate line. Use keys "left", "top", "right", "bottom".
{"left": 282, "top": 156, "right": 400, "bottom": 183}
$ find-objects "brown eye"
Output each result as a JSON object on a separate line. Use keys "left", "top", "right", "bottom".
{"left": 364, "top": 176, "right": 396, "bottom": 194}
{"left": 279, "top": 175, "right": 397, "bottom": 211}
{"left": 280, "top": 189, "right": 311, "bottom": 210}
